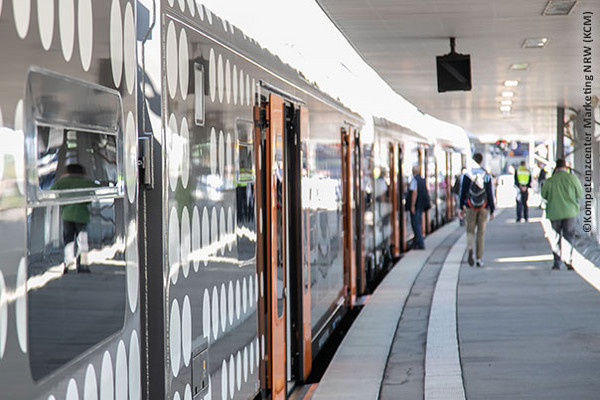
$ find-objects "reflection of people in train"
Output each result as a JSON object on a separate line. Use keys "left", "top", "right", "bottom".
{"left": 51, "top": 164, "right": 98, "bottom": 273}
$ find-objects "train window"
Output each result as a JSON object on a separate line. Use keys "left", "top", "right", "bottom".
{"left": 25, "top": 68, "right": 127, "bottom": 381}
{"left": 194, "top": 63, "right": 205, "bottom": 126}
{"left": 37, "top": 126, "right": 118, "bottom": 193}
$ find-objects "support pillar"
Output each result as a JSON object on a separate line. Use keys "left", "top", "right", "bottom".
{"left": 556, "top": 107, "right": 565, "bottom": 160}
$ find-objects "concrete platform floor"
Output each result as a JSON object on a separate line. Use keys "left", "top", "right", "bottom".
{"left": 459, "top": 208, "right": 600, "bottom": 399}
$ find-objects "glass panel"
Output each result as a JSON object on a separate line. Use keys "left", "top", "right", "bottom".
{"left": 235, "top": 120, "right": 255, "bottom": 264}
{"left": 37, "top": 126, "right": 118, "bottom": 192}
{"left": 274, "top": 129, "right": 285, "bottom": 318}
{"left": 27, "top": 197, "right": 125, "bottom": 380}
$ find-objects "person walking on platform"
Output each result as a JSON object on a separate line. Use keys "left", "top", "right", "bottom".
{"left": 459, "top": 153, "right": 495, "bottom": 267}
{"left": 514, "top": 161, "right": 531, "bottom": 222}
{"left": 541, "top": 159, "right": 583, "bottom": 270}
{"left": 407, "top": 165, "right": 430, "bottom": 250}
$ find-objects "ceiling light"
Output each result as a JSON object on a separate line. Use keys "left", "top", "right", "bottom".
{"left": 511, "top": 63, "right": 529, "bottom": 71}
{"left": 542, "top": 0, "right": 578, "bottom": 16}
{"left": 523, "top": 38, "right": 548, "bottom": 48}
{"left": 501, "top": 100, "right": 513, "bottom": 106}
{"left": 502, "top": 91, "right": 514, "bottom": 98}
{"left": 504, "top": 80, "right": 519, "bottom": 87}
{"left": 500, "top": 105, "right": 512, "bottom": 112}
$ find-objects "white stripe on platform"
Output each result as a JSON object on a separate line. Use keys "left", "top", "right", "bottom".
{"left": 424, "top": 234, "right": 466, "bottom": 400}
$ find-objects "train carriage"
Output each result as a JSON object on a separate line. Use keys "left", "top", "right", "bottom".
{"left": 0, "top": 2, "right": 468, "bottom": 400}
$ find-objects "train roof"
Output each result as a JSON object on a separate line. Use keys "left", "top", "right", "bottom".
{"left": 168, "top": 2, "right": 364, "bottom": 125}
{"left": 173, "top": 1, "right": 468, "bottom": 147}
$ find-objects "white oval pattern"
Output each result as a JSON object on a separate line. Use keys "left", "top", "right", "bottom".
{"left": 58, "top": 0, "right": 76, "bottom": 62}
{"left": 84, "top": 364, "right": 98, "bottom": 400}
{"left": 180, "top": 206, "right": 191, "bottom": 278}
{"left": 232, "top": 65, "right": 238, "bottom": 105}
{"left": 13, "top": 0, "right": 31, "bottom": 39}
{"left": 218, "top": 130, "right": 224, "bottom": 177}
{"left": 243, "top": 347, "right": 248, "bottom": 382}
{"left": 125, "top": 112, "right": 137, "bottom": 204}
{"left": 217, "top": 54, "right": 224, "bottom": 103}
{"left": 235, "top": 280, "right": 241, "bottom": 320}
{"left": 220, "top": 360, "right": 227, "bottom": 400}
{"left": 249, "top": 341, "right": 254, "bottom": 374}
{"left": 209, "top": 48, "right": 216, "bottom": 102}
{"left": 202, "top": 207, "right": 209, "bottom": 266}
{"left": 179, "top": 28, "right": 189, "bottom": 100}
{"left": 38, "top": 0, "right": 54, "bottom": 50}
{"left": 239, "top": 69, "right": 245, "bottom": 106}
{"left": 220, "top": 284, "right": 227, "bottom": 332}
{"left": 170, "top": 299, "right": 181, "bottom": 377}
{"left": 126, "top": 220, "right": 139, "bottom": 313}
{"left": 248, "top": 275, "right": 254, "bottom": 309}
{"left": 211, "top": 208, "right": 218, "bottom": 252}
{"left": 166, "top": 21, "right": 178, "bottom": 99}
{"left": 168, "top": 207, "right": 180, "bottom": 285}
{"left": 242, "top": 278, "right": 247, "bottom": 313}
{"left": 78, "top": 0, "right": 93, "bottom": 70}
{"left": 123, "top": 2, "right": 136, "bottom": 93}
{"left": 129, "top": 331, "right": 141, "bottom": 400}
{"left": 211, "top": 287, "right": 219, "bottom": 340}
{"left": 227, "top": 207, "right": 234, "bottom": 251}
{"left": 66, "top": 378, "right": 79, "bottom": 400}
{"left": 182, "top": 295, "right": 192, "bottom": 367}
{"left": 203, "top": 289, "right": 210, "bottom": 340}
{"left": 16, "top": 258, "right": 27, "bottom": 353}
{"left": 236, "top": 351, "right": 242, "bottom": 390}
{"left": 192, "top": 206, "right": 200, "bottom": 272}
{"left": 109, "top": 0, "right": 123, "bottom": 87}
{"left": 225, "top": 59, "right": 231, "bottom": 104}
{"left": 167, "top": 113, "right": 180, "bottom": 191}
{"left": 100, "top": 351, "right": 114, "bottom": 400}
{"left": 229, "top": 355, "right": 235, "bottom": 398}
{"left": 115, "top": 341, "right": 128, "bottom": 400}
{"left": 227, "top": 281, "right": 234, "bottom": 325}
{"left": 180, "top": 118, "right": 190, "bottom": 188}
{"left": 210, "top": 127, "right": 217, "bottom": 176}
{"left": 219, "top": 207, "right": 225, "bottom": 255}
{"left": 0, "top": 271, "right": 5, "bottom": 358}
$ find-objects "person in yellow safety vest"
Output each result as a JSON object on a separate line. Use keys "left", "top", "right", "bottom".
{"left": 514, "top": 161, "right": 532, "bottom": 222}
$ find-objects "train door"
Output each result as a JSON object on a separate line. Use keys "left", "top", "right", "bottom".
{"left": 446, "top": 151, "right": 453, "bottom": 220}
{"left": 353, "top": 131, "right": 366, "bottom": 295}
{"left": 256, "top": 91, "right": 309, "bottom": 398}
{"left": 389, "top": 143, "right": 401, "bottom": 258}
{"left": 398, "top": 144, "right": 407, "bottom": 252}
{"left": 341, "top": 127, "right": 357, "bottom": 307}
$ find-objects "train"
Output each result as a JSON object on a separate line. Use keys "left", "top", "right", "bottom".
{"left": 0, "top": 1, "right": 470, "bottom": 400}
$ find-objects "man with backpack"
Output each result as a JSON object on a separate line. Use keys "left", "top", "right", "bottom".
{"left": 459, "top": 153, "right": 495, "bottom": 267}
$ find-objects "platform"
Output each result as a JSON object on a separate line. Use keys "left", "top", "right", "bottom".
{"left": 309, "top": 207, "right": 600, "bottom": 400}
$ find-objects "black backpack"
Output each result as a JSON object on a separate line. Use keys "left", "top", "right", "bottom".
{"left": 467, "top": 178, "right": 487, "bottom": 209}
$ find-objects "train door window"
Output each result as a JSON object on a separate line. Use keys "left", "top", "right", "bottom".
{"left": 274, "top": 117, "right": 285, "bottom": 318}
{"left": 194, "top": 63, "right": 205, "bottom": 126}
{"left": 236, "top": 119, "right": 255, "bottom": 262}
{"left": 25, "top": 69, "right": 126, "bottom": 381}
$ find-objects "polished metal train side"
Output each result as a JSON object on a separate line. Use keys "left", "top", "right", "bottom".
{"left": 0, "top": 1, "right": 139, "bottom": 400}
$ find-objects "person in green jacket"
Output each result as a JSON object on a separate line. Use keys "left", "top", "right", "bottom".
{"left": 51, "top": 163, "right": 98, "bottom": 273}
{"left": 541, "top": 159, "right": 583, "bottom": 270}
